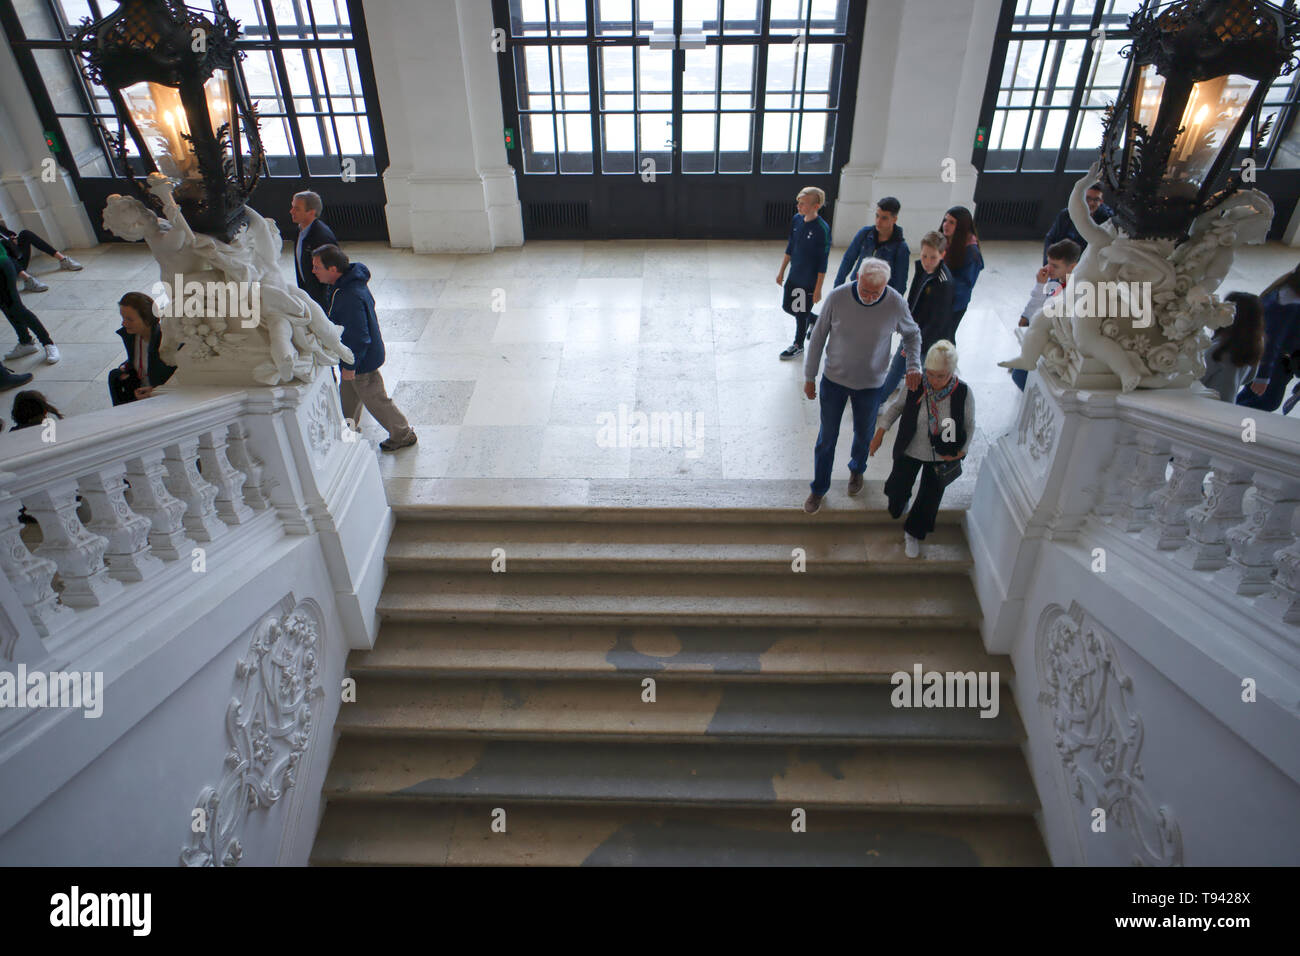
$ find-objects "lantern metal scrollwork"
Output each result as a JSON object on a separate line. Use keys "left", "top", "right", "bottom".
{"left": 1099, "top": 0, "right": 1300, "bottom": 240}
{"left": 75, "top": 0, "right": 266, "bottom": 241}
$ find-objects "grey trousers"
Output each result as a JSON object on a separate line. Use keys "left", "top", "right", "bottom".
{"left": 340, "top": 369, "right": 413, "bottom": 441}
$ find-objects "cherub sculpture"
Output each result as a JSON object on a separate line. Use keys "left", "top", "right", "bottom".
{"left": 999, "top": 162, "right": 1274, "bottom": 392}
{"left": 102, "top": 173, "right": 352, "bottom": 384}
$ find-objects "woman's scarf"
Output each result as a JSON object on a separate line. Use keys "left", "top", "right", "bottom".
{"left": 923, "top": 374, "right": 959, "bottom": 436}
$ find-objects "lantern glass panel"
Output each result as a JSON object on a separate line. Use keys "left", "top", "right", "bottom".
{"left": 1164, "top": 73, "right": 1258, "bottom": 195}
{"left": 1133, "top": 64, "right": 1165, "bottom": 134}
{"left": 204, "top": 69, "right": 235, "bottom": 139}
{"left": 121, "top": 81, "right": 203, "bottom": 181}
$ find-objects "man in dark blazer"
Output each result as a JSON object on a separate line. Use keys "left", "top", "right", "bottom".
{"left": 290, "top": 190, "right": 338, "bottom": 308}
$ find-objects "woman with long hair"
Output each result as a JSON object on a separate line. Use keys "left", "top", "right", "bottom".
{"left": 110, "top": 291, "right": 178, "bottom": 406}
{"left": 1237, "top": 264, "right": 1300, "bottom": 413}
{"left": 10, "top": 389, "right": 64, "bottom": 430}
{"left": 940, "top": 206, "right": 983, "bottom": 337}
{"left": 1202, "top": 292, "right": 1264, "bottom": 402}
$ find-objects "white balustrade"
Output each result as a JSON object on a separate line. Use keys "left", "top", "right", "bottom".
{"left": 1091, "top": 393, "right": 1300, "bottom": 628}
{"left": 0, "top": 389, "right": 284, "bottom": 653}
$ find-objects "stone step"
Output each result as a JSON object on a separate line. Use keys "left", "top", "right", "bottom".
{"left": 376, "top": 571, "right": 982, "bottom": 627}
{"left": 323, "top": 737, "right": 1038, "bottom": 813}
{"left": 334, "top": 677, "right": 1019, "bottom": 745}
{"left": 311, "top": 801, "right": 1049, "bottom": 866}
{"left": 351, "top": 622, "right": 1010, "bottom": 683}
{"left": 389, "top": 500, "right": 966, "bottom": 527}
{"left": 385, "top": 519, "right": 971, "bottom": 574}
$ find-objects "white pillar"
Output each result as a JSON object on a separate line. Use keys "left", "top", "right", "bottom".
{"left": 834, "top": 0, "right": 1001, "bottom": 245}
{"left": 367, "top": 0, "right": 524, "bottom": 252}
{"left": 0, "top": 21, "right": 96, "bottom": 250}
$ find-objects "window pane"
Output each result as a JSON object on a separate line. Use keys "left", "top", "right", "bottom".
{"left": 683, "top": 112, "right": 716, "bottom": 172}
{"left": 637, "top": 0, "right": 672, "bottom": 36}
{"left": 517, "top": 46, "right": 554, "bottom": 111}
{"left": 719, "top": 112, "right": 752, "bottom": 171}
{"left": 559, "top": 113, "right": 592, "bottom": 172}
{"left": 639, "top": 48, "right": 672, "bottom": 110}
{"left": 761, "top": 112, "right": 795, "bottom": 172}
{"left": 602, "top": 113, "right": 635, "bottom": 172}
{"left": 639, "top": 113, "right": 672, "bottom": 172}
{"left": 596, "top": 0, "right": 633, "bottom": 36}
{"left": 798, "top": 111, "right": 834, "bottom": 172}
{"left": 523, "top": 113, "right": 557, "bottom": 172}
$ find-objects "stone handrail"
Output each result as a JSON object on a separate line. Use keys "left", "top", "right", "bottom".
{"left": 1094, "top": 388, "right": 1300, "bottom": 633}
{"left": 0, "top": 388, "right": 276, "bottom": 662}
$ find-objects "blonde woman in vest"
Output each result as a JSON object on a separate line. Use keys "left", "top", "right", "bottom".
{"left": 868, "top": 340, "right": 974, "bottom": 558}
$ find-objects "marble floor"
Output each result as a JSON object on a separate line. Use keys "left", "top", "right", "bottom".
{"left": 4, "top": 234, "right": 1297, "bottom": 498}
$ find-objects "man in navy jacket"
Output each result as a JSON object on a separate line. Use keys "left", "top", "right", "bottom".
{"left": 311, "top": 244, "right": 418, "bottom": 451}
{"left": 833, "top": 197, "right": 910, "bottom": 297}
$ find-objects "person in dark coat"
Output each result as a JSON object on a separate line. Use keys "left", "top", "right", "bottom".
{"left": 1236, "top": 267, "right": 1300, "bottom": 414}
{"left": 877, "top": 230, "right": 954, "bottom": 400}
{"left": 312, "top": 244, "right": 418, "bottom": 451}
{"left": 940, "top": 206, "right": 983, "bottom": 337}
{"left": 109, "top": 291, "right": 177, "bottom": 406}
{"left": 1042, "top": 182, "right": 1113, "bottom": 264}
{"left": 0, "top": 216, "right": 82, "bottom": 293}
{"left": 291, "top": 190, "right": 339, "bottom": 308}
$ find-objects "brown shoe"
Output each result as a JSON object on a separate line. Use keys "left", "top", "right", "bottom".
{"left": 380, "top": 431, "right": 418, "bottom": 452}
{"left": 847, "top": 471, "right": 864, "bottom": 496}
{"left": 803, "top": 492, "right": 823, "bottom": 515}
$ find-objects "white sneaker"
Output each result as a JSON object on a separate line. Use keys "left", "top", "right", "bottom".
{"left": 904, "top": 532, "right": 920, "bottom": 558}
{"left": 21, "top": 276, "right": 48, "bottom": 293}
{"left": 44, "top": 344, "right": 60, "bottom": 364}
{"left": 4, "top": 342, "right": 41, "bottom": 360}
{"left": 59, "top": 257, "right": 83, "bottom": 271}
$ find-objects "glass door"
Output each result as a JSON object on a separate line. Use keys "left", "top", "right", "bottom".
{"left": 494, "top": 0, "right": 866, "bottom": 239}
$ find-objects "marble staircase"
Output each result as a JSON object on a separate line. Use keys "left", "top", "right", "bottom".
{"left": 311, "top": 496, "right": 1049, "bottom": 865}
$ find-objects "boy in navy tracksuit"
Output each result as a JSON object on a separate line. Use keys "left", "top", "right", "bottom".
{"left": 777, "top": 186, "right": 831, "bottom": 359}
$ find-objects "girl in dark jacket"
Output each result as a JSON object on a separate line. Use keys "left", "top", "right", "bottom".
{"left": 940, "top": 206, "right": 983, "bottom": 337}
{"left": 110, "top": 292, "right": 177, "bottom": 406}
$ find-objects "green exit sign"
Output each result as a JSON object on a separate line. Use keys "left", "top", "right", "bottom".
{"left": 504, "top": 127, "right": 515, "bottom": 150}
{"left": 44, "top": 129, "right": 61, "bottom": 153}
{"left": 974, "top": 126, "right": 988, "bottom": 149}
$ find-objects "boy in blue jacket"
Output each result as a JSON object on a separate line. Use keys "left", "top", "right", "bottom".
{"left": 311, "top": 244, "right": 418, "bottom": 451}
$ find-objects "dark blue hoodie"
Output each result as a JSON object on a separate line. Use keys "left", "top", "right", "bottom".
{"left": 325, "top": 261, "right": 385, "bottom": 375}
{"left": 834, "top": 224, "right": 910, "bottom": 296}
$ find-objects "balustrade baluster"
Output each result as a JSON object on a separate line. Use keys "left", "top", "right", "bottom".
{"left": 225, "top": 421, "right": 273, "bottom": 510}
{"left": 163, "top": 438, "right": 226, "bottom": 542}
{"left": 124, "top": 450, "right": 193, "bottom": 561}
{"left": 0, "top": 493, "right": 73, "bottom": 636}
{"left": 1216, "top": 473, "right": 1300, "bottom": 597}
{"left": 1141, "top": 443, "right": 1211, "bottom": 551}
{"left": 1113, "top": 431, "right": 1171, "bottom": 533}
{"left": 24, "top": 481, "right": 123, "bottom": 608}
{"left": 1178, "top": 460, "right": 1253, "bottom": 572}
{"left": 198, "top": 429, "right": 254, "bottom": 525}
{"left": 79, "top": 463, "right": 165, "bottom": 583}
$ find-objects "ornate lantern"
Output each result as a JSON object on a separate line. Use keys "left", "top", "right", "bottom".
{"left": 1100, "top": 0, "right": 1300, "bottom": 239}
{"left": 75, "top": 0, "right": 265, "bottom": 241}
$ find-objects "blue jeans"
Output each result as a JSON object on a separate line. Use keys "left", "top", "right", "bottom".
{"left": 811, "top": 375, "right": 885, "bottom": 496}
{"left": 881, "top": 348, "right": 908, "bottom": 400}
{"left": 1236, "top": 372, "right": 1293, "bottom": 412}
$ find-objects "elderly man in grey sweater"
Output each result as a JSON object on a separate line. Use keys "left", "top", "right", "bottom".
{"left": 803, "top": 257, "right": 922, "bottom": 513}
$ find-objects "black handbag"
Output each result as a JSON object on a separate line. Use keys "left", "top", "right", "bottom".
{"left": 931, "top": 457, "right": 962, "bottom": 487}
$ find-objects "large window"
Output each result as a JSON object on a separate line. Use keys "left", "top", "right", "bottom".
{"left": 980, "top": 0, "right": 1300, "bottom": 175}
{"left": 505, "top": 0, "right": 851, "bottom": 176}
{"left": 2, "top": 0, "right": 386, "bottom": 181}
